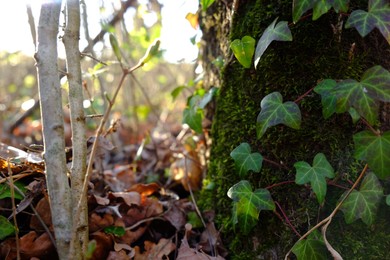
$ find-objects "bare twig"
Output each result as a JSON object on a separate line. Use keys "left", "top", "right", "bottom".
{"left": 7, "top": 159, "right": 20, "bottom": 260}
{"left": 284, "top": 164, "right": 369, "bottom": 259}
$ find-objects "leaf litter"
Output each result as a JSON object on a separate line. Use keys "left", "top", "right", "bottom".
{"left": 0, "top": 125, "right": 227, "bottom": 259}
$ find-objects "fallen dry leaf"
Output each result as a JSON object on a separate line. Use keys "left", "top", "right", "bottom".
{"left": 108, "top": 191, "right": 141, "bottom": 206}
{"left": 30, "top": 197, "right": 52, "bottom": 232}
{"left": 19, "top": 231, "right": 55, "bottom": 259}
{"left": 134, "top": 238, "right": 175, "bottom": 260}
{"left": 90, "top": 231, "right": 113, "bottom": 260}
{"left": 170, "top": 150, "right": 202, "bottom": 191}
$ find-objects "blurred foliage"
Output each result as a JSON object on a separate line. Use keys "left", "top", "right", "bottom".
{"left": 0, "top": 0, "right": 198, "bottom": 147}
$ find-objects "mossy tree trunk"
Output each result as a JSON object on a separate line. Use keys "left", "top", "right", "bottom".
{"left": 199, "top": 1, "right": 390, "bottom": 259}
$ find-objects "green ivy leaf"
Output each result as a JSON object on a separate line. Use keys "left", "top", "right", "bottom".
{"left": 345, "top": 0, "right": 390, "bottom": 44}
{"left": 230, "top": 36, "right": 255, "bottom": 69}
{"left": 293, "top": 0, "right": 316, "bottom": 23}
{"left": 314, "top": 79, "right": 337, "bottom": 119}
{"left": 340, "top": 172, "right": 383, "bottom": 225}
{"left": 313, "top": 1, "right": 332, "bottom": 20}
{"left": 230, "top": 143, "right": 263, "bottom": 178}
{"left": 183, "top": 106, "right": 203, "bottom": 134}
{"left": 348, "top": 107, "right": 361, "bottom": 124}
{"left": 200, "top": 0, "right": 215, "bottom": 11}
{"left": 104, "top": 226, "right": 126, "bottom": 236}
{"left": 354, "top": 130, "right": 390, "bottom": 179}
{"left": 331, "top": 66, "right": 390, "bottom": 125}
{"left": 171, "top": 86, "right": 186, "bottom": 101}
{"left": 228, "top": 180, "right": 275, "bottom": 234}
{"left": 332, "top": 0, "right": 349, "bottom": 12}
{"left": 0, "top": 215, "right": 15, "bottom": 240}
{"left": 199, "top": 87, "right": 218, "bottom": 109}
{"left": 254, "top": 18, "right": 292, "bottom": 68}
{"left": 294, "top": 153, "right": 335, "bottom": 205}
{"left": 0, "top": 181, "right": 27, "bottom": 200}
{"left": 386, "top": 195, "right": 390, "bottom": 206}
{"left": 256, "top": 92, "right": 301, "bottom": 139}
{"left": 292, "top": 230, "right": 328, "bottom": 260}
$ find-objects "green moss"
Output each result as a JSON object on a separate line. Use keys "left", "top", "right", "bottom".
{"left": 199, "top": 0, "right": 390, "bottom": 258}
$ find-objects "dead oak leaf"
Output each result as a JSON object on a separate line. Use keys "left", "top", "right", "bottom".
{"left": 134, "top": 238, "right": 175, "bottom": 260}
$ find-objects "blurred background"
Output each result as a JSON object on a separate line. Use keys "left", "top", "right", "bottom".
{"left": 0, "top": 0, "right": 202, "bottom": 148}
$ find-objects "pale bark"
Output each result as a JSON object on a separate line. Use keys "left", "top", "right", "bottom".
{"left": 35, "top": 1, "right": 72, "bottom": 259}
{"left": 63, "top": 0, "right": 88, "bottom": 258}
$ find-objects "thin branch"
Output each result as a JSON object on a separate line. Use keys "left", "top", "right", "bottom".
{"left": 284, "top": 164, "right": 369, "bottom": 259}
{"left": 7, "top": 160, "right": 21, "bottom": 260}
{"left": 275, "top": 201, "right": 301, "bottom": 238}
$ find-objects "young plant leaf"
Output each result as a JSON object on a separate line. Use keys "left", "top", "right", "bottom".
{"left": 294, "top": 153, "right": 335, "bottom": 205}
{"left": 313, "top": 1, "right": 332, "bottom": 20}
{"left": 331, "top": 66, "right": 390, "bottom": 125}
{"left": 139, "top": 38, "right": 161, "bottom": 66}
{"left": 109, "top": 34, "right": 122, "bottom": 64}
{"left": 254, "top": 18, "right": 292, "bottom": 68}
{"left": 340, "top": 172, "right": 383, "bottom": 225}
{"left": 230, "top": 143, "right": 263, "bottom": 178}
{"left": 0, "top": 215, "right": 15, "bottom": 240}
{"left": 183, "top": 106, "right": 203, "bottom": 134}
{"left": 332, "top": 0, "right": 349, "bottom": 12}
{"left": 386, "top": 195, "right": 390, "bottom": 206}
{"left": 200, "top": 0, "right": 215, "bottom": 11}
{"left": 292, "top": 230, "right": 328, "bottom": 260}
{"left": 292, "top": 0, "right": 316, "bottom": 23}
{"left": 345, "top": 0, "right": 390, "bottom": 44}
{"left": 314, "top": 79, "right": 337, "bottom": 119}
{"left": 104, "top": 226, "right": 126, "bottom": 237}
{"left": 230, "top": 36, "right": 255, "bottom": 68}
{"left": 228, "top": 180, "right": 275, "bottom": 234}
{"left": 353, "top": 130, "right": 390, "bottom": 179}
{"left": 0, "top": 181, "right": 27, "bottom": 200}
{"left": 256, "top": 92, "right": 301, "bottom": 139}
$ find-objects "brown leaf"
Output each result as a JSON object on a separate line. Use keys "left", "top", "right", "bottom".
{"left": 90, "top": 231, "right": 113, "bottom": 260}
{"left": 177, "top": 224, "right": 225, "bottom": 260}
{"left": 170, "top": 150, "right": 203, "bottom": 191}
{"left": 108, "top": 191, "right": 141, "bottom": 206}
{"left": 107, "top": 250, "right": 132, "bottom": 260}
{"left": 89, "top": 213, "right": 114, "bottom": 232}
{"left": 134, "top": 238, "right": 175, "bottom": 260}
{"left": 126, "top": 183, "right": 160, "bottom": 197}
{"left": 163, "top": 201, "right": 187, "bottom": 230}
{"left": 30, "top": 197, "right": 52, "bottom": 232}
{"left": 19, "top": 231, "right": 55, "bottom": 259}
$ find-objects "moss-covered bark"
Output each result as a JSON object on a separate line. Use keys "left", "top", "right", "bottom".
{"left": 199, "top": 0, "right": 390, "bottom": 259}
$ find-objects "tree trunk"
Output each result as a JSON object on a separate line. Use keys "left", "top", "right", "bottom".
{"left": 199, "top": 0, "right": 390, "bottom": 258}
{"left": 35, "top": 1, "right": 72, "bottom": 259}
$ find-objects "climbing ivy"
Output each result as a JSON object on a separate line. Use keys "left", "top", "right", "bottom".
{"left": 226, "top": 0, "right": 390, "bottom": 258}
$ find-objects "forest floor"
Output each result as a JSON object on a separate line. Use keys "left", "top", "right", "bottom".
{"left": 0, "top": 121, "right": 227, "bottom": 259}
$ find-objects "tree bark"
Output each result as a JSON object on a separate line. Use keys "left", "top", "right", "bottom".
{"left": 200, "top": 0, "right": 390, "bottom": 258}
{"left": 63, "top": 0, "right": 88, "bottom": 258}
{"left": 35, "top": 1, "right": 72, "bottom": 259}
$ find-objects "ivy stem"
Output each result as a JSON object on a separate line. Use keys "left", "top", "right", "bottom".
{"left": 266, "top": 180, "right": 295, "bottom": 190}
{"left": 275, "top": 201, "right": 302, "bottom": 238}
{"left": 263, "top": 157, "right": 289, "bottom": 170}
{"left": 294, "top": 86, "right": 315, "bottom": 103}
{"left": 361, "top": 118, "right": 380, "bottom": 136}
{"left": 284, "top": 164, "right": 369, "bottom": 259}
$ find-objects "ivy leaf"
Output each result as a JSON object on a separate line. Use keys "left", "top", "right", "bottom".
{"left": 228, "top": 180, "right": 275, "bottom": 234}
{"left": 313, "top": 1, "right": 332, "bottom": 20}
{"left": 0, "top": 215, "right": 15, "bottom": 240}
{"left": 183, "top": 95, "right": 203, "bottom": 133}
{"left": 294, "top": 153, "right": 335, "bottom": 205}
{"left": 354, "top": 130, "right": 390, "bottom": 179}
{"left": 314, "top": 79, "right": 337, "bottom": 119}
{"left": 199, "top": 87, "right": 218, "bottom": 109}
{"left": 292, "top": 230, "right": 328, "bottom": 260}
{"left": 386, "top": 195, "right": 390, "bottom": 206}
{"left": 254, "top": 18, "right": 292, "bottom": 68}
{"left": 230, "top": 36, "right": 255, "bottom": 68}
{"left": 200, "top": 0, "right": 215, "bottom": 11}
{"left": 256, "top": 92, "right": 301, "bottom": 139}
{"left": 331, "top": 0, "right": 349, "bottom": 13}
{"left": 345, "top": 0, "right": 390, "bottom": 44}
{"left": 230, "top": 143, "right": 263, "bottom": 178}
{"left": 0, "top": 181, "right": 27, "bottom": 200}
{"left": 293, "top": 0, "right": 316, "bottom": 23}
{"left": 333, "top": 79, "right": 378, "bottom": 124}
{"left": 340, "top": 172, "right": 383, "bottom": 225}
{"left": 360, "top": 65, "right": 390, "bottom": 102}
